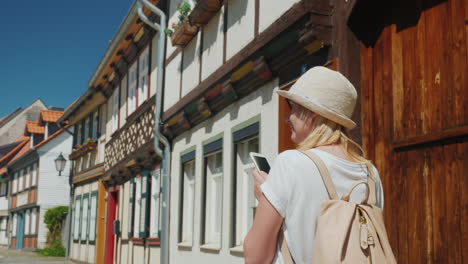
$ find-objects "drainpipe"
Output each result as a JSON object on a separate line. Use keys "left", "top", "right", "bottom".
{"left": 136, "top": 1, "right": 171, "bottom": 264}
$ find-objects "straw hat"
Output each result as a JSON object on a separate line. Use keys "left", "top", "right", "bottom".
{"left": 277, "top": 66, "right": 357, "bottom": 129}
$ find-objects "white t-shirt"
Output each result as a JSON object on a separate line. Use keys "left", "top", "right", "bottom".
{"left": 260, "top": 149, "right": 384, "bottom": 264}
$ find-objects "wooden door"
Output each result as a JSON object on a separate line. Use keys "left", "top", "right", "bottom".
{"left": 358, "top": 0, "right": 467, "bottom": 262}
{"left": 105, "top": 189, "right": 118, "bottom": 264}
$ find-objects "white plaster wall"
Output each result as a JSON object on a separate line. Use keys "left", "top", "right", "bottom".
{"left": 169, "top": 79, "right": 279, "bottom": 264}
{"left": 37, "top": 131, "right": 72, "bottom": 207}
{"left": 226, "top": 0, "right": 255, "bottom": 60}
{"left": 259, "top": 0, "right": 300, "bottom": 33}
{"left": 182, "top": 33, "right": 201, "bottom": 97}
{"left": 0, "top": 196, "right": 7, "bottom": 212}
{"left": 201, "top": 9, "right": 224, "bottom": 80}
{"left": 163, "top": 53, "right": 182, "bottom": 111}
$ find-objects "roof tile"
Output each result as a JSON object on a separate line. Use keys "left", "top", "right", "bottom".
{"left": 25, "top": 121, "right": 45, "bottom": 134}
{"left": 40, "top": 110, "right": 63, "bottom": 123}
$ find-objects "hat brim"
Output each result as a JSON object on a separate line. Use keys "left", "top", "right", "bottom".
{"left": 277, "top": 90, "right": 357, "bottom": 129}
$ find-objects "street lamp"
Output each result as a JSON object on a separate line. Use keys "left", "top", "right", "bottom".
{"left": 55, "top": 152, "right": 67, "bottom": 176}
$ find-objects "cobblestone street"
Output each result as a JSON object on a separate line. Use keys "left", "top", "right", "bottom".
{"left": 0, "top": 247, "right": 73, "bottom": 264}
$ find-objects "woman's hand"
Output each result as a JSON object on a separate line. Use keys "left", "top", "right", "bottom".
{"left": 252, "top": 170, "right": 268, "bottom": 201}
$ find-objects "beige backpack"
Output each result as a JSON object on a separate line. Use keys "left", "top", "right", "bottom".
{"left": 280, "top": 150, "right": 397, "bottom": 263}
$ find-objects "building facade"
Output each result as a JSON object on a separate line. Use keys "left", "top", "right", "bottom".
{"left": 59, "top": 90, "right": 108, "bottom": 264}
{"left": 7, "top": 109, "right": 72, "bottom": 250}
{"left": 84, "top": 1, "right": 166, "bottom": 263}
{"left": 160, "top": 0, "right": 357, "bottom": 263}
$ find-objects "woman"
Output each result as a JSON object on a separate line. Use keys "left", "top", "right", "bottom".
{"left": 243, "top": 66, "right": 384, "bottom": 264}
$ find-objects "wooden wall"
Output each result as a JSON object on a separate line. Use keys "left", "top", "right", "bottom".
{"left": 358, "top": 0, "right": 467, "bottom": 263}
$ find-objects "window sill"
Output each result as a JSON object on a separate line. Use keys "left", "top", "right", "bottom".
{"left": 230, "top": 245, "right": 244, "bottom": 256}
{"left": 177, "top": 241, "right": 193, "bottom": 250}
{"left": 200, "top": 243, "right": 221, "bottom": 253}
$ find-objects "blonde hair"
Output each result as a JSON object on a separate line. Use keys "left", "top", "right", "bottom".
{"left": 295, "top": 105, "right": 370, "bottom": 165}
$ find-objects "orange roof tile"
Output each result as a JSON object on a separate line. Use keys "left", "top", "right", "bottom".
{"left": 34, "top": 125, "right": 71, "bottom": 149}
{"left": 25, "top": 121, "right": 44, "bottom": 134}
{"left": 40, "top": 110, "right": 63, "bottom": 123}
{"left": 15, "top": 135, "right": 29, "bottom": 142}
{"left": 0, "top": 137, "right": 29, "bottom": 164}
{"left": 9, "top": 139, "right": 31, "bottom": 164}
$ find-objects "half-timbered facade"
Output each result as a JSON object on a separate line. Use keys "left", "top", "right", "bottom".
{"left": 161, "top": 0, "right": 363, "bottom": 263}
{"left": 86, "top": 1, "right": 165, "bottom": 263}
{"left": 59, "top": 89, "right": 108, "bottom": 263}
{"left": 7, "top": 110, "right": 72, "bottom": 250}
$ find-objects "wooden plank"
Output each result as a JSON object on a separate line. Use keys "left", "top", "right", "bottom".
{"left": 444, "top": 143, "right": 463, "bottom": 264}
{"left": 401, "top": 22, "right": 422, "bottom": 139}
{"left": 394, "top": 151, "right": 409, "bottom": 263}
{"left": 393, "top": 125, "right": 468, "bottom": 149}
{"left": 359, "top": 43, "right": 375, "bottom": 161}
{"left": 460, "top": 142, "right": 468, "bottom": 264}
{"left": 430, "top": 145, "right": 446, "bottom": 263}
{"left": 447, "top": 0, "right": 468, "bottom": 126}
{"left": 423, "top": 1, "right": 446, "bottom": 134}
{"left": 391, "top": 24, "right": 404, "bottom": 141}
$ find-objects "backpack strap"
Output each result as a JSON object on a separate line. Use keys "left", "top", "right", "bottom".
{"left": 300, "top": 150, "right": 339, "bottom": 200}
{"left": 365, "top": 163, "right": 377, "bottom": 206}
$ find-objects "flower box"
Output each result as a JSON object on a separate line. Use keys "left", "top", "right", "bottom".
{"left": 171, "top": 19, "right": 199, "bottom": 47}
{"left": 69, "top": 141, "right": 97, "bottom": 160}
{"left": 189, "top": 0, "right": 223, "bottom": 25}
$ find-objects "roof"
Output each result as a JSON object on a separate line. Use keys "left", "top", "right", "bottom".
{"left": 34, "top": 125, "right": 70, "bottom": 149}
{"left": 0, "top": 137, "right": 29, "bottom": 168}
{"left": 7, "top": 139, "right": 31, "bottom": 167}
{"left": 39, "top": 110, "right": 63, "bottom": 123}
{"left": 25, "top": 121, "right": 45, "bottom": 134}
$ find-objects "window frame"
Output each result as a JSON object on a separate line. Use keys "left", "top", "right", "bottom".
{"left": 178, "top": 151, "right": 196, "bottom": 246}
{"left": 31, "top": 163, "right": 38, "bottom": 187}
{"left": 231, "top": 122, "right": 259, "bottom": 249}
{"left": 128, "top": 61, "right": 138, "bottom": 115}
{"left": 137, "top": 45, "right": 150, "bottom": 107}
{"left": 73, "top": 195, "right": 82, "bottom": 242}
{"left": 88, "top": 192, "right": 98, "bottom": 243}
{"left": 80, "top": 193, "right": 90, "bottom": 243}
{"left": 30, "top": 208, "right": 37, "bottom": 235}
{"left": 201, "top": 138, "right": 223, "bottom": 247}
{"left": 149, "top": 166, "right": 162, "bottom": 238}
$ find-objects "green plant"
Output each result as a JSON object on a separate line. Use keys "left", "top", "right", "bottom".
{"left": 164, "top": 1, "right": 192, "bottom": 37}
{"left": 38, "top": 206, "right": 68, "bottom": 257}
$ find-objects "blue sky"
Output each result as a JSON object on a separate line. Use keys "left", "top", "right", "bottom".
{"left": 0, "top": 0, "right": 133, "bottom": 117}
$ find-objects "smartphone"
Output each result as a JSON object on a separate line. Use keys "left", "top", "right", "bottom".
{"left": 249, "top": 152, "right": 271, "bottom": 173}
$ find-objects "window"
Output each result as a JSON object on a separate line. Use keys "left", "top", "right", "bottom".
{"left": 31, "top": 209, "right": 37, "bottom": 234}
{"left": 128, "top": 173, "right": 151, "bottom": 239}
{"left": 25, "top": 210, "right": 30, "bottom": 235}
{"left": 18, "top": 169, "right": 23, "bottom": 192}
{"left": 179, "top": 152, "right": 196, "bottom": 245}
{"left": 31, "top": 163, "right": 37, "bottom": 186}
{"left": 81, "top": 194, "right": 89, "bottom": 241}
{"left": 0, "top": 182, "right": 7, "bottom": 196}
{"left": 232, "top": 123, "right": 259, "bottom": 248}
{"left": 89, "top": 192, "right": 98, "bottom": 242}
{"left": 12, "top": 172, "right": 17, "bottom": 194}
{"left": 92, "top": 110, "right": 99, "bottom": 140}
{"left": 12, "top": 214, "right": 17, "bottom": 236}
{"left": 25, "top": 166, "right": 30, "bottom": 189}
{"left": 84, "top": 116, "right": 90, "bottom": 141}
{"left": 202, "top": 150, "right": 223, "bottom": 245}
{"left": 150, "top": 167, "right": 162, "bottom": 238}
{"left": 133, "top": 176, "right": 141, "bottom": 237}
{"left": 111, "top": 86, "right": 120, "bottom": 133}
{"left": 128, "top": 62, "right": 137, "bottom": 115}
{"left": 138, "top": 46, "right": 150, "bottom": 106}
{"left": 73, "top": 195, "right": 81, "bottom": 241}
